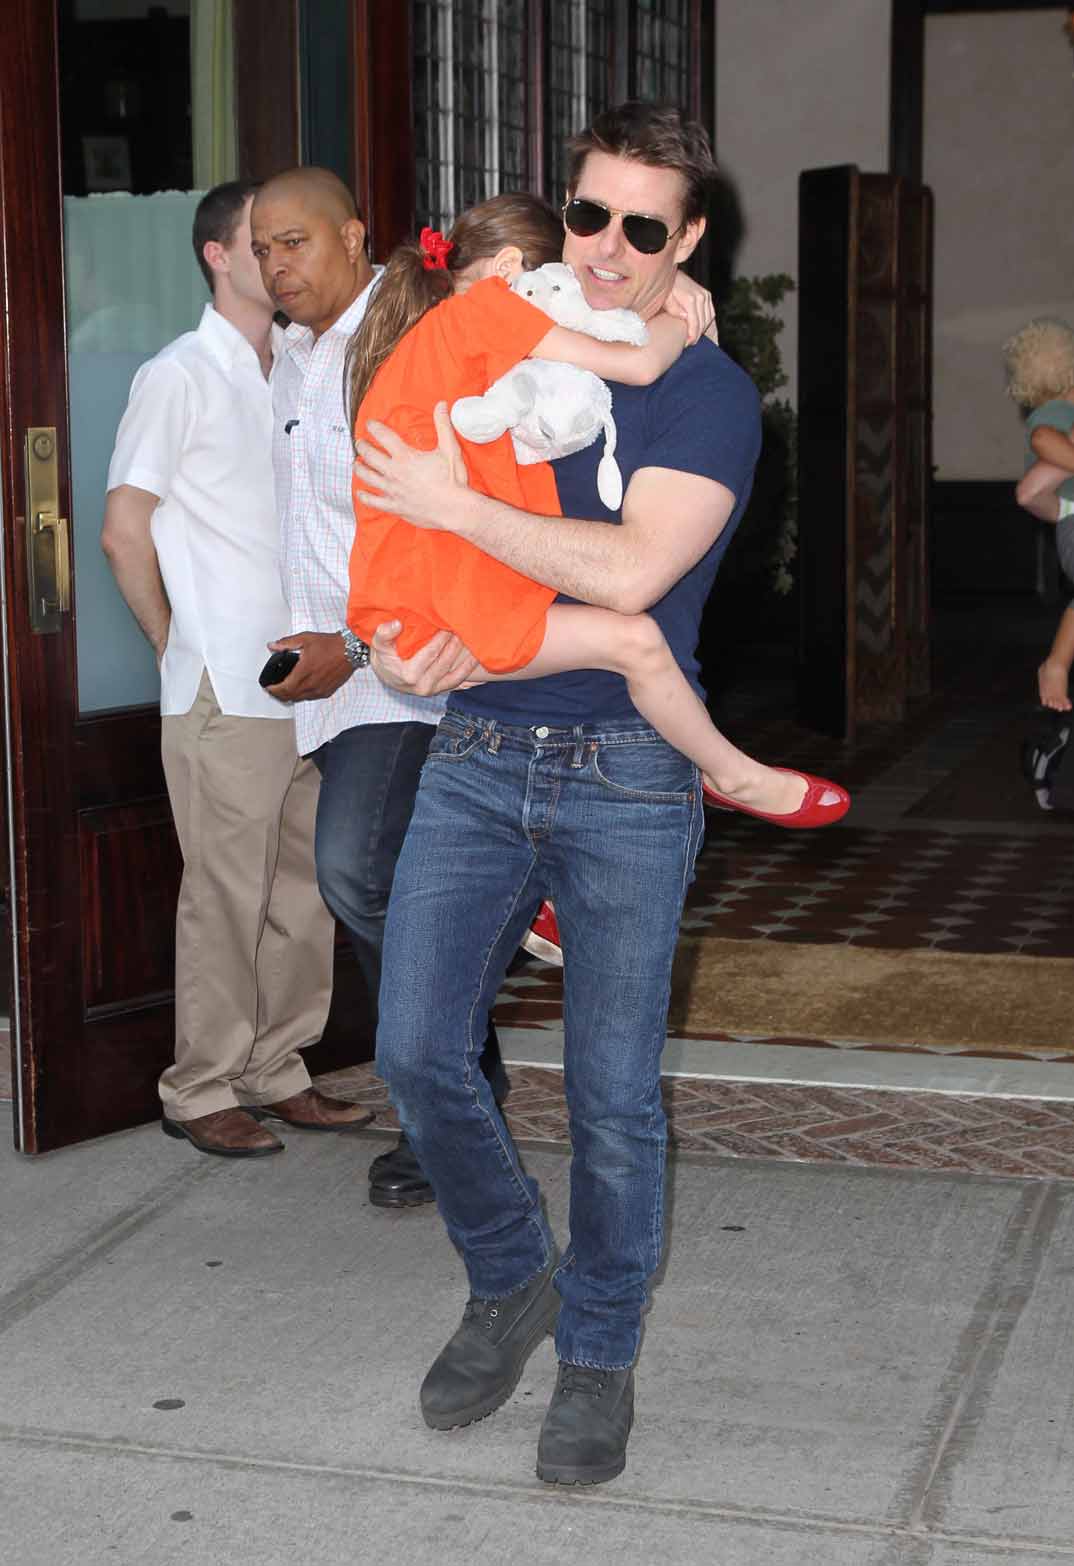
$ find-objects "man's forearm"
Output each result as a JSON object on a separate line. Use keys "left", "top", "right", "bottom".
{"left": 446, "top": 488, "right": 646, "bottom": 612}
{"left": 353, "top": 408, "right": 733, "bottom": 614}
{"left": 108, "top": 547, "right": 171, "bottom": 655}
{"left": 102, "top": 485, "right": 171, "bottom": 656}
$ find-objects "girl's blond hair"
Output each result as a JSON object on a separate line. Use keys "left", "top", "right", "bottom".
{"left": 346, "top": 192, "right": 563, "bottom": 433}
{"left": 1003, "top": 317, "right": 1074, "bottom": 409}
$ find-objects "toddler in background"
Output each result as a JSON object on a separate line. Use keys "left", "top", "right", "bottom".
{"left": 1004, "top": 317, "right": 1074, "bottom": 712}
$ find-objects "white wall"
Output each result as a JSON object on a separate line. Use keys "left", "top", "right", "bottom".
{"left": 715, "top": 0, "right": 891, "bottom": 399}
{"left": 924, "top": 10, "right": 1074, "bottom": 479}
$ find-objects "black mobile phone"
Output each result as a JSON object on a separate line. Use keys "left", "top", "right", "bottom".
{"left": 259, "top": 648, "right": 300, "bottom": 688}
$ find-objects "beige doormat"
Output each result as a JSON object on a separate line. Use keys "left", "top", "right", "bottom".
{"left": 667, "top": 937, "right": 1074, "bottom": 1054}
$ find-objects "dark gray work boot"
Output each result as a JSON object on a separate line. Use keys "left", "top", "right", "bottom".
{"left": 536, "top": 1363, "right": 635, "bottom": 1486}
{"left": 420, "top": 1261, "right": 559, "bottom": 1431}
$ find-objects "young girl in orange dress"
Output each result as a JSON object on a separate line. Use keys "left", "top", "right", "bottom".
{"left": 346, "top": 193, "right": 848, "bottom": 830}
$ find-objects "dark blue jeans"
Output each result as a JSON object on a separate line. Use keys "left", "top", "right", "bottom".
{"left": 310, "top": 720, "right": 507, "bottom": 1099}
{"left": 377, "top": 713, "right": 704, "bottom": 1369}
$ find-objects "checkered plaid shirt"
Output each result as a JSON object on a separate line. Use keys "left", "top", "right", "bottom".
{"left": 273, "top": 273, "right": 445, "bottom": 755}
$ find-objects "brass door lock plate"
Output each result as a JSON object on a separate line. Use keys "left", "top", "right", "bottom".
{"left": 25, "top": 426, "right": 70, "bottom": 634}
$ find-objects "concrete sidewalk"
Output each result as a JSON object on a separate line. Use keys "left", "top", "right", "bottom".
{"left": 2, "top": 1102, "right": 1073, "bottom": 1565}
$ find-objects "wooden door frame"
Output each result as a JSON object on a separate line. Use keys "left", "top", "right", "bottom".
{"left": 234, "top": 0, "right": 302, "bottom": 179}
{"left": 352, "top": 0, "right": 415, "bottom": 259}
{"left": 0, "top": 0, "right": 85, "bottom": 1150}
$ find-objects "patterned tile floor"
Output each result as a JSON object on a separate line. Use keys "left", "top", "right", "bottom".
{"left": 694, "top": 609, "right": 1074, "bottom": 962}
{"left": 684, "top": 823, "right": 1074, "bottom": 957}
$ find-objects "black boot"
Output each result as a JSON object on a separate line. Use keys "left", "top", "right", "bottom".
{"left": 536, "top": 1363, "right": 634, "bottom": 1486}
{"left": 368, "top": 1133, "right": 435, "bottom": 1208}
{"left": 420, "top": 1260, "right": 559, "bottom": 1430}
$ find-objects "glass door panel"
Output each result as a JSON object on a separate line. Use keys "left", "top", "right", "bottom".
{"left": 65, "top": 192, "right": 205, "bottom": 711}
{"left": 58, "top": 0, "right": 235, "bottom": 713}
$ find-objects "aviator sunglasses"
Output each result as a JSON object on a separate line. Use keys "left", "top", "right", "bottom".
{"left": 562, "top": 197, "right": 684, "bottom": 256}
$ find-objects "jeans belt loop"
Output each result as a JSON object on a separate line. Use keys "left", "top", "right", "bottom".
{"left": 570, "top": 727, "right": 586, "bottom": 769}
{"left": 488, "top": 726, "right": 502, "bottom": 755}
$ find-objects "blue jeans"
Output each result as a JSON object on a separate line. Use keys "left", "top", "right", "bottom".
{"left": 377, "top": 712, "right": 704, "bottom": 1369}
{"left": 310, "top": 720, "right": 507, "bottom": 1099}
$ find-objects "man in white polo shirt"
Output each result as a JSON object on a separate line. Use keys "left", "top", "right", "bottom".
{"left": 102, "top": 180, "right": 373, "bottom": 1157}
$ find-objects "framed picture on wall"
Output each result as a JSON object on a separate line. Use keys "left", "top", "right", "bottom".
{"left": 82, "top": 135, "right": 131, "bottom": 192}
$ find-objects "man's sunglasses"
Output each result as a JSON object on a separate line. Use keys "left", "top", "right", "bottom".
{"left": 562, "top": 197, "right": 684, "bottom": 256}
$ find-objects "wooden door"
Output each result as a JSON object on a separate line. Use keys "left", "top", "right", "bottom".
{"left": 0, "top": 0, "right": 380, "bottom": 1154}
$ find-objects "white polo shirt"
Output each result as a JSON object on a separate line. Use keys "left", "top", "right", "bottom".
{"left": 108, "top": 302, "right": 291, "bottom": 720}
{"left": 273, "top": 271, "right": 445, "bottom": 755}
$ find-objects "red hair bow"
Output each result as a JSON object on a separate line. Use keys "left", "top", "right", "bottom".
{"left": 420, "top": 226, "right": 454, "bottom": 271}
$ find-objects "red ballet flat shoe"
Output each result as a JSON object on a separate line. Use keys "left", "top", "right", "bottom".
{"left": 519, "top": 900, "right": 563, "bottom": 965}
{"left": 702, "top": 769, "right": 850, "bottom": 829}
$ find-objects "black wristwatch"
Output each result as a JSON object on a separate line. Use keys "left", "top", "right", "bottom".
{"left": 340, "top": 627, "right": 371, "bottom": 669}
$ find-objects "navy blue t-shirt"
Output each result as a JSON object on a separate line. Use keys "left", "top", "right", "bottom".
{"left": 451, "top": 337, "right": 761, "bottom": 726}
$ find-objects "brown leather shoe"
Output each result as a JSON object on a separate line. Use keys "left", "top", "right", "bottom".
{"left": 161, "top": 1107, "right": 284, "bottom": 1158}
{"left": 255, "top": 1087, "right": 374, "bottom": 1132}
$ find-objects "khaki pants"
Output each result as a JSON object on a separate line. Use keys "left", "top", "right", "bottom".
{"left": 159, "top": 672, "right": 335, "bottom": 1120}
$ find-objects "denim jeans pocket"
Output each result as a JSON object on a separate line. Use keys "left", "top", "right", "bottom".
{"left": 590, "top": 735, "right": 695, "bottom": 801}
{"left": 424, "top": 716, "right": 485, "bottom": 765}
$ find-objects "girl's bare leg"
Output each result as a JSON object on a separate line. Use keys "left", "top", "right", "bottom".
{"left": 473, "top": 604, "right": 809, "bottom": 815}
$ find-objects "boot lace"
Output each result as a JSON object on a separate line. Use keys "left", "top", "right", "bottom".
{"left": 463, "top": 1297, "right": 501, "bottom": 1332}
{"left": 558, "top": 1365, "right": 606, "bottom": 1398}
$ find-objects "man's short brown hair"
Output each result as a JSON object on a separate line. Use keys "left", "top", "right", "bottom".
{"left": 566, "top": 101, "right": 718, "bottom": 225}
{"left": 192, "top": 179, "right": 260, "bottom": 292}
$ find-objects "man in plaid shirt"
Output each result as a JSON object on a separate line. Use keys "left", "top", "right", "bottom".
{"left": 251, "top": 167, "right": 508, "bottom": 1208}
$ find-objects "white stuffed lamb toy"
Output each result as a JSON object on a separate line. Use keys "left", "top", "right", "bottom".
{"left": 450, "top": 262, "right": 647, "bottom": 512}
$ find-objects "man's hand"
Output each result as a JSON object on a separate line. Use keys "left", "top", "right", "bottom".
{"left": 370, "top": 620, "right": 480, "bottom": 696}
{"left": 665, "top": 270, "right": 717, "bottom": 345}
{"left": 264, "top": 631, "right": 353, "bottom": 702}
{"left": 353, "top": 404, "right": 472, "bottom": 533}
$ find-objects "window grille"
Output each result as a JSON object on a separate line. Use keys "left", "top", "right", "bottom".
{"left": 545, "top": 0, "right": 613, "bottom": 200}
{"left": 412, "top": 0, "right": 700, "bottom": 228}
{"left": 633, "top": 0, "right": 691, "bottom": 106}
{"left": 413, "top": 0, "right": 529, "bottom": 230}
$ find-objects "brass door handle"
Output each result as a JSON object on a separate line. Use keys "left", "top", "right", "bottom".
{"left": 34, "top": 510, "right": 71, "bottom": 615}
{"left": 24, "top": 427, "right": 70, "bottom": 633}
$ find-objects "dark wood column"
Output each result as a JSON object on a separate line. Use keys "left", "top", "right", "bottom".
{"left": 234, "top": 0, "right": 301, "bottom": 179}
{"left": 352, "top": 0, "right": 415, "bottom": 259}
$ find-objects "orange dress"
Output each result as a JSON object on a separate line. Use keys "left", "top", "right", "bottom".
{"left": 348, "top": 276, "right": 561, "bottom": 673}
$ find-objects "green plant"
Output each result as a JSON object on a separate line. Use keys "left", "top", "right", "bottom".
{"left": 717, "top": 273, "right": 798, "bottom": 596}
